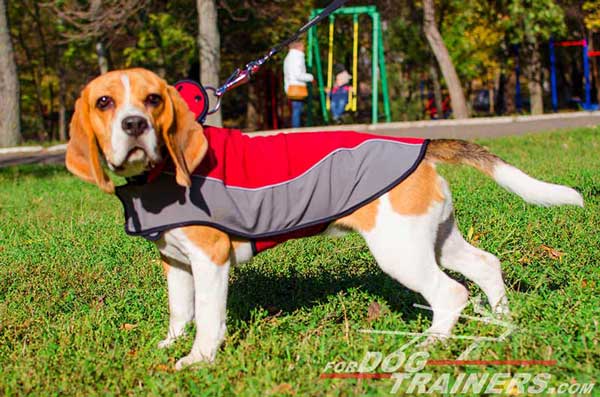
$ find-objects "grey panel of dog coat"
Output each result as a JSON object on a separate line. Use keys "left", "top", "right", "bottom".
{"left": 115, "top": 128, "right": 428, "bottom": 242}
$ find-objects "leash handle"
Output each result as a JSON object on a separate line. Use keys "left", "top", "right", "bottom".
{"left": 205, "top": 0, "right": 349, "bottom": 115}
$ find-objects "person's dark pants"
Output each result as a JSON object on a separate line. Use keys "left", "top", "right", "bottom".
{"left": 330, "top": 89, "right": 349, "bottom": 121}
{"left": 331, "top": 97, "right": 348, "bottom": 120}
{"left": 291, "top": 100, "right": 304, "bottom": 128}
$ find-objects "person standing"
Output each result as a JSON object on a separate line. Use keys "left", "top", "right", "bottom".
{"left": 284, "top": 40, "right": 313, "bottom": 128}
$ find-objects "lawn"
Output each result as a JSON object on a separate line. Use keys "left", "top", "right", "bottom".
{"left": 0, "top": 128, "right": 598, "bottom": 396}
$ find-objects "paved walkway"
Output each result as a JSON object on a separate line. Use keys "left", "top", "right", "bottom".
{"left": 2, "top": 111, "right": 598, "bottom": 168}
{"left": 253, "top": 111, "right": 600, "bottom": 138}
{"left": 0, "top": 151, "right": 66, "bottom": 167}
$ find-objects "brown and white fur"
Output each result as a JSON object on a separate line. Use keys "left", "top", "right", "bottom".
{"left": 66, "top": 69, "right": 583, "bottom": 370}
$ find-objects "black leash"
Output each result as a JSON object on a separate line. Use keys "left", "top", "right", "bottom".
{"left": 205, "top": 0, "right": 349, "bottom": 115}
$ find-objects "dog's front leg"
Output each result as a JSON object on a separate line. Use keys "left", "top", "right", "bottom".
{"left": 158, "top": 258, "right": 195, "bottom": 349}
{"left": 175, "top": 253, "right": 230, "bottom": 370}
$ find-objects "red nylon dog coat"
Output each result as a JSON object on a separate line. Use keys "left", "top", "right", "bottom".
{"left": 116, "top": 127, "right": 427, "bottom": 254}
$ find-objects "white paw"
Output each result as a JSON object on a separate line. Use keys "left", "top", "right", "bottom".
{"left": 418, "top": 334, "right": 448, "bottom": 348}
{"left": 158, "top": 327, "right": 187, "bottom": 349}
{"left": 158, "top": 338, "right": 176, "bottom": 349}
{"left": 174, "top": 353, "right": 213, "bottom": 370}
{"left": 492, "top": 296, "right": 511, "bottom": 318}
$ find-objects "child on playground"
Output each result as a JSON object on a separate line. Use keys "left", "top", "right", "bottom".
{"left": 329, "top": 64, "right": 352, "bottom": 122}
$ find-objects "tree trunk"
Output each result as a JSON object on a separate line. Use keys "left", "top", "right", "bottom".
{"left": 489, "top": 69, "right": 500, "bottom": 114}
{"left": 16, "top": 28, "right": 47, "bottom": 139}
{"left": 90, "top": 0, "right": 108, "bottom": 75}
{"left": 0, "top": 0, "right": 20, "bottom": 147}
{"left": 589, "top": 34, "right": 600, "bottom": 105}
{"left": 525, "top": 42, "right": 543, "bottom": 115}
{"left": 96, "top": 42, "right": 109, "bottom": 74}
{"left": 505, "top": 69, "right": 517, "bottom": 114}
{"left": 58, "top": 64, "right": 67, "bottom": 141}
{"left": 49, "top": 82, "right": 56, "bottom": 140}
{"left": 197, "top": 0, "right": 222, "bottom": 126}
{"left": 422, "top": 0, "right": 469, "bottom": 119}
{"left": 246, "top": 83, "right": 259, "bottom": 131}
{"left": 429, "top": 63, "right": 443, "bottom": 119}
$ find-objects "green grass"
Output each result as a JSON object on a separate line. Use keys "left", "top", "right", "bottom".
{"left": 1, "top": 128, "right": 599, "bottom": 396}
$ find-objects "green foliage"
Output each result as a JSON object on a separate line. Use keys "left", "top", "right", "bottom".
{"left": 387, "top": 14, "right": 429, "bottom": 69}
{"left": 505, "top": 0, "right": 566, "bottom": 44}
{"left": 441, "top": 1, "right": 507, "bottom": 81}
{"left": 124, "top": 13, "right": 196, "bottom": 78}
{"left": 0, "top": 128, "right": 599, "bottom": 394}
{"left": 583, "top": 1, "right": 600, "bottom": 32}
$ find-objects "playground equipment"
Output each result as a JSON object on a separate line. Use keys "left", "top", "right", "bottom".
{"left": 185, "top": 0, "right": 347, "bottom": 124}
{"left": 306, "top": 6, "right": 392, "bottom": 125}
{"left": 549, "top": 39, "right": 599, "bottom": 112}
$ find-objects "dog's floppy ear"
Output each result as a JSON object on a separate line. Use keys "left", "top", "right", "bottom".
{"left": 161, "top": 85, "right": 208, "bottom": 187}
{"left": 65, "top": 96, "right": 114, "bottom": 193}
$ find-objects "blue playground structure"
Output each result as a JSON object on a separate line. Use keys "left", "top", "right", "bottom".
{"left": 549, "top": 39, "right": 600, "bottom": 112}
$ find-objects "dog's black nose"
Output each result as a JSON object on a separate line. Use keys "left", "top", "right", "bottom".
{"left": 122, "top": 116, "right": 148, "bottom": 137}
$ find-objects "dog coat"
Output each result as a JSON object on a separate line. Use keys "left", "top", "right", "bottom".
{"left": 116, "top": 127, "right": 428, "bottom": 253}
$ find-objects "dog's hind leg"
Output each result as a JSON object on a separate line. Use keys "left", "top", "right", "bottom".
{"left": 436, "top": 213, "right": 509, "bottom": 316}
{"left": 431, "top": 176, "right": 508, "bottom": 315}
{"left": 363, "top": 194, "right": 469, "bottom": 341}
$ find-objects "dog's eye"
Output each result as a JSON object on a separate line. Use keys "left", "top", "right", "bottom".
{"left": 96, "top": 96, "right": 114, "bottom": 111}
{"left": 145, "top": 94, "right": 162, "bottom": 107}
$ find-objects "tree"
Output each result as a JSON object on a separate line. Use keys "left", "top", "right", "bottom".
{"left": 583, "top": 1, "right": 600, "bottom": 104}
{"left": 197, "top": 0, "right": 222, "bottom": 126}
{"left": 441, "top": 1, "right": 506, "bottom": 86}
{"left": 583, "top": 1, "right": 600, "bottom": 31}
{"left": 422, "top": 0, "right": 469, "bottom": 119}
{"left": 0, "top": 0, "right": 20, "bottom": 147}
{"left": 124, "top": 12, "right": 196, "bottom": 79}
{"left": 506, "top": 0, "right": 565, "bottom": 114}
{"left": 50, "top": 0, "right": 150, "bottom": 75}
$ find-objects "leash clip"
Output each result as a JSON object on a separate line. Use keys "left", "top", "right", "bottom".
{"left": 204, "top": 86, "right": 222, "bottom": 116}
{"left": 206, "top": 56, "right": 269, "bottom": 116}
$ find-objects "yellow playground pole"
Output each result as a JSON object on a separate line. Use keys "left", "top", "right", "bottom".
{"left": 326, "top": 16, "right": 335, "bottom": 111}
{"left": 351, "top": 14, "right": 359, "bottom": 112}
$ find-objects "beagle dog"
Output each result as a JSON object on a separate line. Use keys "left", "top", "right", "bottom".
{"left": 66, "top": 68, "right": 583, "bottom": 370}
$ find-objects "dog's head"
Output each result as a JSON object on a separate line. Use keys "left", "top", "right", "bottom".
{"left": 66, "top": 68, "right": 207, "bottom": 193}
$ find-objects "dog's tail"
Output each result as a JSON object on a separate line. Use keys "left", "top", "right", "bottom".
{"left": 425, "top": 139, "right": 584, "bottom": 207}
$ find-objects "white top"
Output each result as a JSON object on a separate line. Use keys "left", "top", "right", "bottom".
{"left": 283, "top": 49, "right": 314, "bottom": 93}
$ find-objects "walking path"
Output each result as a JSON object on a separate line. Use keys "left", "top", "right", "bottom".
{"left": 1, "top": 112, "right": 598, "bottom": 168}
{"left": 253, "top": 111, "right": 600, "bottom": 138}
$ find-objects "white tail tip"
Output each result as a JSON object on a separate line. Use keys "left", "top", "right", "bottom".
{"left": 493, "top": 164, "right": 584, "bottom": 207}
